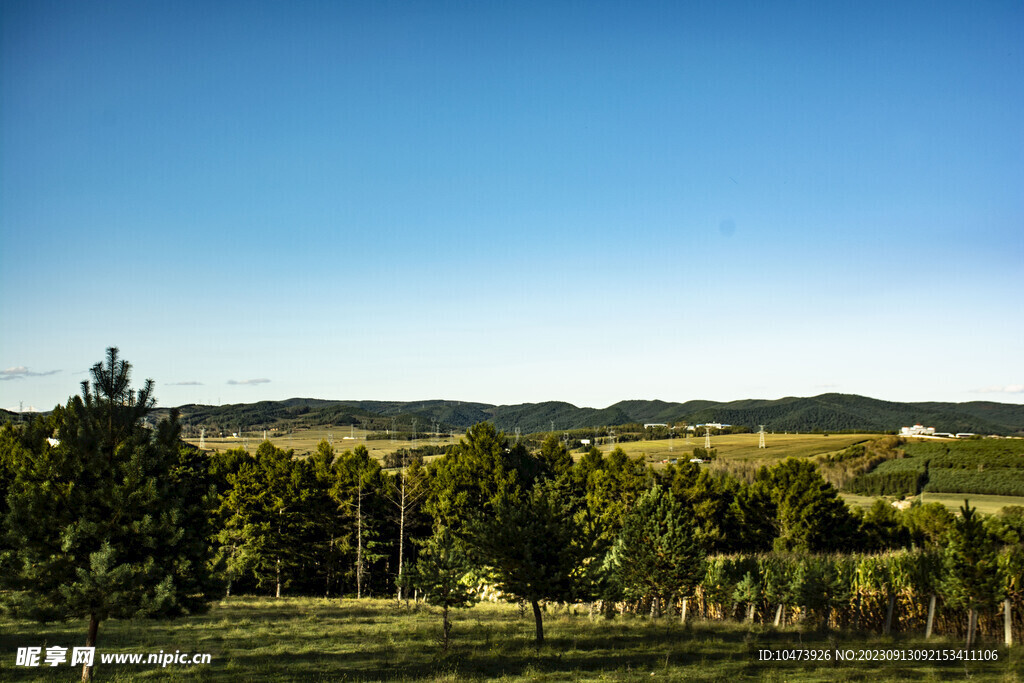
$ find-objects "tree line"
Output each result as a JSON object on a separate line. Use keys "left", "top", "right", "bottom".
{"left": 2, "top": 350, "right": 1023, "bottom": 677}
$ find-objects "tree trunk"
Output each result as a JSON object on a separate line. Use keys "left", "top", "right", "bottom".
{"left": 81, "top": 614, "right": 99, "bottom": 682}
{"left": 276, "top": 558, "right": 282, "bottom": 598}
{"left": 883, "top": 593, "right": 895, "bottom": 635}
{"left": 966, "top": 608, "right": 977, "bottom": 649}
{"left": 680, "top": 597, "right": 688, "bottom": 624}
{"left": 1005, "top": 599, "right": 1013, "bottom": 647}
{"left": 356, "top": 481, "right": 363, "bottom": 599}
{"left": 397, "top": 475, "right": 406, "bottom": 603}
{"left": 774, "top": 604, "right": 783, "bottom": 627}
{"left": 925, "top": 594, "right": 936, "bottom": 639}
{"left": 442, "top": 604, "right": 451, "bottom": 651}
{"left": 532, "top": 600, "right": 544, "bottom": 644}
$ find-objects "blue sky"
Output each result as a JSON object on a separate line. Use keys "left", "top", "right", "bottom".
{"left": 2, "top": 0, "right": 1022, "bottom": 412}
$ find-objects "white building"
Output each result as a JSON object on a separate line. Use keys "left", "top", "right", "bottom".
{"left": 900, "top": 424, "right": 935, "bottom": 436}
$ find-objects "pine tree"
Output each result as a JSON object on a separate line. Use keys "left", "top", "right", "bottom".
{"left": 408, "top": 526, "right": 479, "bottom": 650}
{"left": 942, "top": 501, "right": 1003, "bottom": 648}
{"left": 470, "top": 481, "right": 590, "bottom": 643}
{"left": 607, "top": 483, "right": 704, "bottom": 613}
{"left": 0, "top": 348, "right": 216, "bottom": 681}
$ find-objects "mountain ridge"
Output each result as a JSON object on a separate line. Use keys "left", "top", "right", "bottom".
{"left": 139, "top": 393, "right": 1024, "bottom": 436}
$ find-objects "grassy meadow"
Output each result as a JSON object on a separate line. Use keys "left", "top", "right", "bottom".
{"left": 188, "top": 427, "right": 463, "bottom": 460}
{"left": 2, "top": 597, "right": 1021, "bottom": 682}
{"left": 591, "top": 432, "right": 879, "bottom": 466}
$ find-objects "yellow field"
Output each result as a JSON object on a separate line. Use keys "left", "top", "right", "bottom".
{"left": 186, "top": 426, "right": 463, "bottom": 460}
{"left": 841, "top": 491, "right": 1024, "bottom": 516}
{"left": 190, "top": 429, "right": 879, "bottom": 467}
{"left": 592, "top": 432, "right": 879, "bottom": 466}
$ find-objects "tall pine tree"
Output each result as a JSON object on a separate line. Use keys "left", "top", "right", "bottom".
{"left": 0, "top": 348, "right": 216, "bottom": 681}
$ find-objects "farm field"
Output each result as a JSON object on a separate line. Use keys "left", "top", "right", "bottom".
{"left": 188, "top": 429, "right": 878, "bottom": 467}
{"left": 1, "top": 597, "right": 1020, "bottom": 682}
{"left": 839, "top": 492, "right": 1024, "bottom": 515}
{"left": 592, "top": 433, "right": 880, "bottom": 466}
{"left": 186, "top": 427, "right": 463, "bottom": 460}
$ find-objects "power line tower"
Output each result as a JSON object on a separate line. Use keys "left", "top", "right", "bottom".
{"left": 514, "top": 426, "right": 521, "bottom": 444}
{"left": 705, "top": 426, "right": 712, "bottom": 450}
{"left": 758, "top": 425, "right": 766, "bottom": 449}
{"left": 199, "top": 427, "right": 205, "bottom": 450}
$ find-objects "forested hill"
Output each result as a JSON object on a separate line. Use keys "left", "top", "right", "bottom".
{"left": 125, "top": 394, "right": 1024, "bottom": 436}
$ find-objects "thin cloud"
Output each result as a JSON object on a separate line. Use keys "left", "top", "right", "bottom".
{"left": 0, "top": 366, "right": 60, "bottom": 381}
{"left": 227, "top": 378, "right": 271, "bottom": 386}
{"left": 166, "top": 381, "right": 204, "bottom": 386}
{"left": 973, "top": 384, "right": 1024, "bottom": 394}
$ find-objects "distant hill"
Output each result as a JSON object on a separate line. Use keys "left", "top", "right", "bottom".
{"left": 144, "top": 393, "right": 1024, "bottom": 437}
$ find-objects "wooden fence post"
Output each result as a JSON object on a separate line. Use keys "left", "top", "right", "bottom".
{"left": 925, "top": 595, "right": 936, "bottom": 639}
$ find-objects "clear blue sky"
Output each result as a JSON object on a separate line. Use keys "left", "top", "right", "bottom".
{"left": 2, "top": 0, "right": 1022, "bottom": 412}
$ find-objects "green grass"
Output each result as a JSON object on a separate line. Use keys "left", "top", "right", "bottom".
{"left": 188, "top": 427, "right": 462, "bottom": 461}
{"left": 840, "top": 492, "right": 1024, "bottom": 516}
{"left": 595, "top": 433, "right": 879, "bottom": 467}
{"left": 919, "top": 492, "right": 1024, "bottom": 516}
{"left": 2, "top": 597, "right": 1020, "bottom": 681}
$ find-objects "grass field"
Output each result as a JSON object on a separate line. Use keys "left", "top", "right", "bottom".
{"left": 840, "top": 492, "right": 1024, "bottom": 516}
{"left": 591, "top": 433, "right": 879, "bottom": 467}
{"left": 191, "top": 429, "right": 878, "bottom": 465}
{"left": 1, "top": 597, "right": 1020, "bottom": 681}
{"left": 187, "top": 427, "right": 463, "bottom": 460}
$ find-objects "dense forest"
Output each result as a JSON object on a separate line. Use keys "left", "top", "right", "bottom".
{"left": 7, "top": 393, "right": 1023, "bottom": 436}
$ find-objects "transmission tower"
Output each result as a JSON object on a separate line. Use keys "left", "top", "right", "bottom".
{"left": 199, "top": 428, "right": 205, "bottom": 450}
{"left": 758, "top": 425, "right": 766, "bottom": 449}
{"left": 705, "top": 427, "right": 712, "bottom": 450}
{"left": 514, "top": 426, "right": 521, "bottom": 444}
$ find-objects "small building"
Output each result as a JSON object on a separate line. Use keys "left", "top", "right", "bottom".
{"left": 900, "top": 424, "right": 935, "bottom": 436}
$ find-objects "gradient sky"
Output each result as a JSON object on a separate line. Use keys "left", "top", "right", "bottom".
{"left": 2, "top": 0, "right": 1022, "bottom": 412}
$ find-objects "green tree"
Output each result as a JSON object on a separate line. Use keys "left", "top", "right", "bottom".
{"left": 0, "top": 348, "right": 215, "bottom": 681}
{"left": 942, "top": 501, "right": 1003, "bottom": 648}
{"left": 408, "top": 526, "right": 479, "bottom": 650}
{"left": 425, "top": 422, "right": 532, "bottom": 533}
{"left": 333, "top": 445, "right": 388, "bottom": 597}
{"left": 607, "top": 484, "right": 704, "bottom": 614}
{"left": 537, "top": 433, "right": 573, "bottom": 478}
{"left": 755, "top": 459, "right": 858, "bottom": 553}
{"left": 470, "top": 482, "right": 590, "bottom": 643}
{"left": 900, "top": 501, "right": 955, "bottom": 549}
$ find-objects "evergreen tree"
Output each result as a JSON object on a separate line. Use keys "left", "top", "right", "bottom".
{"left": 425, "top": 422, "right": 529, "bottom": 533}
{"left": 470, "top": 481, "right": 591, "bottom": 643}
{"left": 755, "top": 459, "right": 858, "bottom": 553}
{"left": 607, "top": 484, "right": 704, "bottom": 613}
{"left": 942, "top": 501, "right": 1003, "bottom": 647}
{"left": 333, "top": 445, "right": 388, "bottom": 597}
{"left": 218, "top": 441, "right": 310, "bottom": 597}
{"left": 408, "top": 526, "right": 479, "bottom": 650}
{"left": 0, "top": 348, "right": 215, "bottom": 681}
